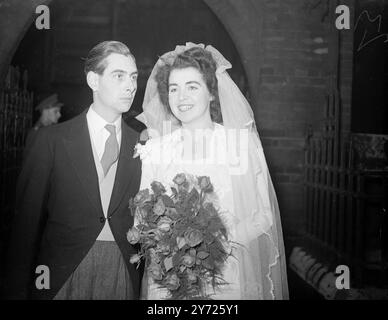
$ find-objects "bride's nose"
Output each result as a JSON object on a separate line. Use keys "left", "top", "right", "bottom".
{"left": 178, "top": 89, "right": 188, "bottom": 101}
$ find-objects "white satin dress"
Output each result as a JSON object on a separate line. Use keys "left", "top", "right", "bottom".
{"left": 137, "top": 123, "right": 243, "bottom": 300}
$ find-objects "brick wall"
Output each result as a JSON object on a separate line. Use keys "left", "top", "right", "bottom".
{"left": 255, "top": 0, "right": 354, "bottom": 235}
{"left": 339, "top": 0, "right": 355, "bottom": 134}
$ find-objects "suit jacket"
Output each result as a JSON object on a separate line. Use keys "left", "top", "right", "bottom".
{"left": 3, "top": 109, "right": 142, "bottom": 299}
{"left": 23, "top": 126, "right": 40, "bottom": 161}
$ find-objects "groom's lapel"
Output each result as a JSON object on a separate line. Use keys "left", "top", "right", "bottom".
{"left": 108, "top": 121, "right": 138, "bottom": 217}
{"left": 63, "top": 110, "right": 104, "bottom": 217}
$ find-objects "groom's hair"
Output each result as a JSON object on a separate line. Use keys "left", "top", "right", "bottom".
{"left": 84, "top": 41, "right": 135, "bottom": 75}
{"left": 156, "top": 47, "right": 222, "bottom": 124}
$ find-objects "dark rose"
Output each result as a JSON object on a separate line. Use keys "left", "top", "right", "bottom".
{"left": 156, "top": 241, "right": 171, "bottom": 255}
{"left": 148, "top": 262, "right": 163, "bottom": 281}
{"left": 164, "top": 273, "right": 180, "bottom": 291}
{"left": 151, "top": 181, "right": 166, "bottom": 195}
{"left": 152, "top": 229, "right": 164, "bottom": 241}
{"left": 173, "top": 173, "right": 186, "bottom": 185}
{"left": 186, "top": 269, "right": 197, "bottom": 284}
{"left": 203, "top": 202, "right": 218, "bottom": 217}
{"left": 165, "top": 207, "right": 178, "bottom": 219}
{"left": 184, "top": 227, "right": 203, "bottom": 247}
{"left": 126, "top": 227, "right": 140, "bottom": 244}
{"left": 144, "top": 237, "right": 156, "bottom": 248}
{"left": 133, "top": 189, "right": 152, "bottom": 206}
{"left": 198, "top": 176, "right": 213, "bottom": 193}
{"left": 196, "top": 213, "right": 208, "bottom": 227}
{"left": 202, "top": 257, "right": 215, "bottom": 270}
{"left": 181, "top": 254, "right": 196, "bottom": 268}
{"left": 178, "top": 180, "right": 191, "bottom": 193}
{"left": 157, "top": 216, "right": 173, "bottom": 232}
{"left": 153, "top": 198, "right": 166, "bottom": 216}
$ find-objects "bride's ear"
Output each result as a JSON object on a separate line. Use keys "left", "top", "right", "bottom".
{"left": 87, "top": 71, "right": 99, "bottom": 91}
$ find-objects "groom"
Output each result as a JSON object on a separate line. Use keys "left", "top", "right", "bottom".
{"left": 3, "top": 41, "right": 142, "bottom": 299}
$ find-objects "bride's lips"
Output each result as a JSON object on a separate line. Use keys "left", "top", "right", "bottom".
{"left": 177, "top": 104, "right": 194, "bottom": 112}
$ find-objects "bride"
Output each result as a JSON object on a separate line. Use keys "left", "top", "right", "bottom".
{"left": 135, "top": 43, "right": 289, "bottom": 300}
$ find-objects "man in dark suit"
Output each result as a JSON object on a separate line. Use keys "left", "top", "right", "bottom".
{"left": 3, "top": 41, "right": 142, "bottom": 299}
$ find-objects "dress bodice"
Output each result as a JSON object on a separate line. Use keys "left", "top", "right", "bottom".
{"left": 137, "top": 123, "right": 241, "bottom": 299}
{"left": 138, "top": 123, "right": 240, "bottom": 240}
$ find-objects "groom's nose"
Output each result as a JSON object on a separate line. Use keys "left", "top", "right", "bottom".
{"left": 124, "top": 78, "right": 137, "bottom": 95}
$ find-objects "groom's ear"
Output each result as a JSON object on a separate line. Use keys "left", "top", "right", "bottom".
{"left": 86, "top": 71, "right": 99, "bottom": 91}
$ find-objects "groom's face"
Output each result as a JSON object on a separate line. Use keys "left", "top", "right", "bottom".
{"left": 95, "top": 53, "right": 138, "bottom": 115}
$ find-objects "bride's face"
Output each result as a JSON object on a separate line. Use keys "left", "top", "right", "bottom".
{"left": 168, "top": 67, "right": 213, "bottom": 125}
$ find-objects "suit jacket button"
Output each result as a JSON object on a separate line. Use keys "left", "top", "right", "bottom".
{"left": 100, "top": 216, "right": 105, "bottom": 223}
{"left": 108, "top": 216, "right": 112, "bottom": 220}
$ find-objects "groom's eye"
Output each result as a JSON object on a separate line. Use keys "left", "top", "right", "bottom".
{"left": 113, "top": 73, "right": 124, "bottom": 80}
{"left": 169, "top": 87, "right": 177, "bottom": 94}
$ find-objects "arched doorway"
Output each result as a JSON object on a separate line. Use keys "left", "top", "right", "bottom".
{"left": 0, "top": 0, "right": 264, "bottom": 111}
{"left": 4, "top": 0, "right": 253, "bottom": 124}
{"left": 0, "top": 0, "right": 256, "bottom": 259}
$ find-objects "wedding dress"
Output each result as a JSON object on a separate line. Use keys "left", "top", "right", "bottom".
{"left": 138, "top": 123, "right": 243, "bottom": 299}
{"left": 136, "top": 43, "right": 289, "bottom": 300}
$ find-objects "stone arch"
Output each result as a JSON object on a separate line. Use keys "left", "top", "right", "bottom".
{"left": 0, "top": 0, "right": 51, "bottom": 85}
{"left": 0, "top": 0, "right": 263, "bottom": 112}
{"left": 203, "top": 0, "right": 263, "bottom": 106}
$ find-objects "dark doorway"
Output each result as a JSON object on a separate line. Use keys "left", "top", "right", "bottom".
{"left": 11, "top": 0, "right": 248, "bottom": 130}
{"left": 351, "top": 0, "right": 388, "bottom": 134}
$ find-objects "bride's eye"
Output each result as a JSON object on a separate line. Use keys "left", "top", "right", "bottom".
{"left": 169, "top": 87, "right": 177, "bottom": 94}
{"left": 188, "top": 85, "right": 198, "bottom": 91}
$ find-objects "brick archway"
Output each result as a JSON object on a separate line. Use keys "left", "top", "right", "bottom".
{"left": 0, "top": 0, "right": 263, "bottom": 113}
{"left": 203, "top": 0, "right": 263, "bottom": 108}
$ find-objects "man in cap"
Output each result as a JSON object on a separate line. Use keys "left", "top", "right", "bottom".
{"left": 23, "top": 93, "right": 64, "bottom": 159}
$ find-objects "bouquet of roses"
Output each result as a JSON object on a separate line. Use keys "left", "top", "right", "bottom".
{"left": 126, "top": 173, "right": 231, "bottom": 300}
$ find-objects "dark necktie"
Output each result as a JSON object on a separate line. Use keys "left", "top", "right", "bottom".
{"left": 101, "top": 124, "right": 119, "bottom": 176}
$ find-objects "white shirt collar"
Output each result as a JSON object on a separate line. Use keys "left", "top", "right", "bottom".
{"left": 87, "top": 105, "right": 122, "bottom": 134}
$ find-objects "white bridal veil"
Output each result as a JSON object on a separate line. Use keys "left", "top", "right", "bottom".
{"left": 136, "top": 43, "right": 289, "bottom": 299}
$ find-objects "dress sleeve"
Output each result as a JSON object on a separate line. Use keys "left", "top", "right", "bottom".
{"left": 230, "top": 131, "right": 288, "bottom": 299}
{"left": 135, "top": 139, "right": 158, "bottom": 227}
{"left": 139, "top": 139, "right": 159, "bottom": 190}
{"left": 232, "top": 132, "right": 273, "bottom": 244}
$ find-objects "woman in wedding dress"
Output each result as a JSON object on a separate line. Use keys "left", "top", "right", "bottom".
{"left": 136, "top": 43, "right": 289, "bottom": 300}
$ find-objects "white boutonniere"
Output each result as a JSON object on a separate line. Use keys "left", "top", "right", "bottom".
{"left": 133, "top": 142, "right": 153, "bottom": 160}
{"left": 133, "top": 143, "right": 142, "bottom": 159}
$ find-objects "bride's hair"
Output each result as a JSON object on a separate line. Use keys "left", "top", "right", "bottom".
{"left": 155, "top": 47, "right": 222, "bottom": 124}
